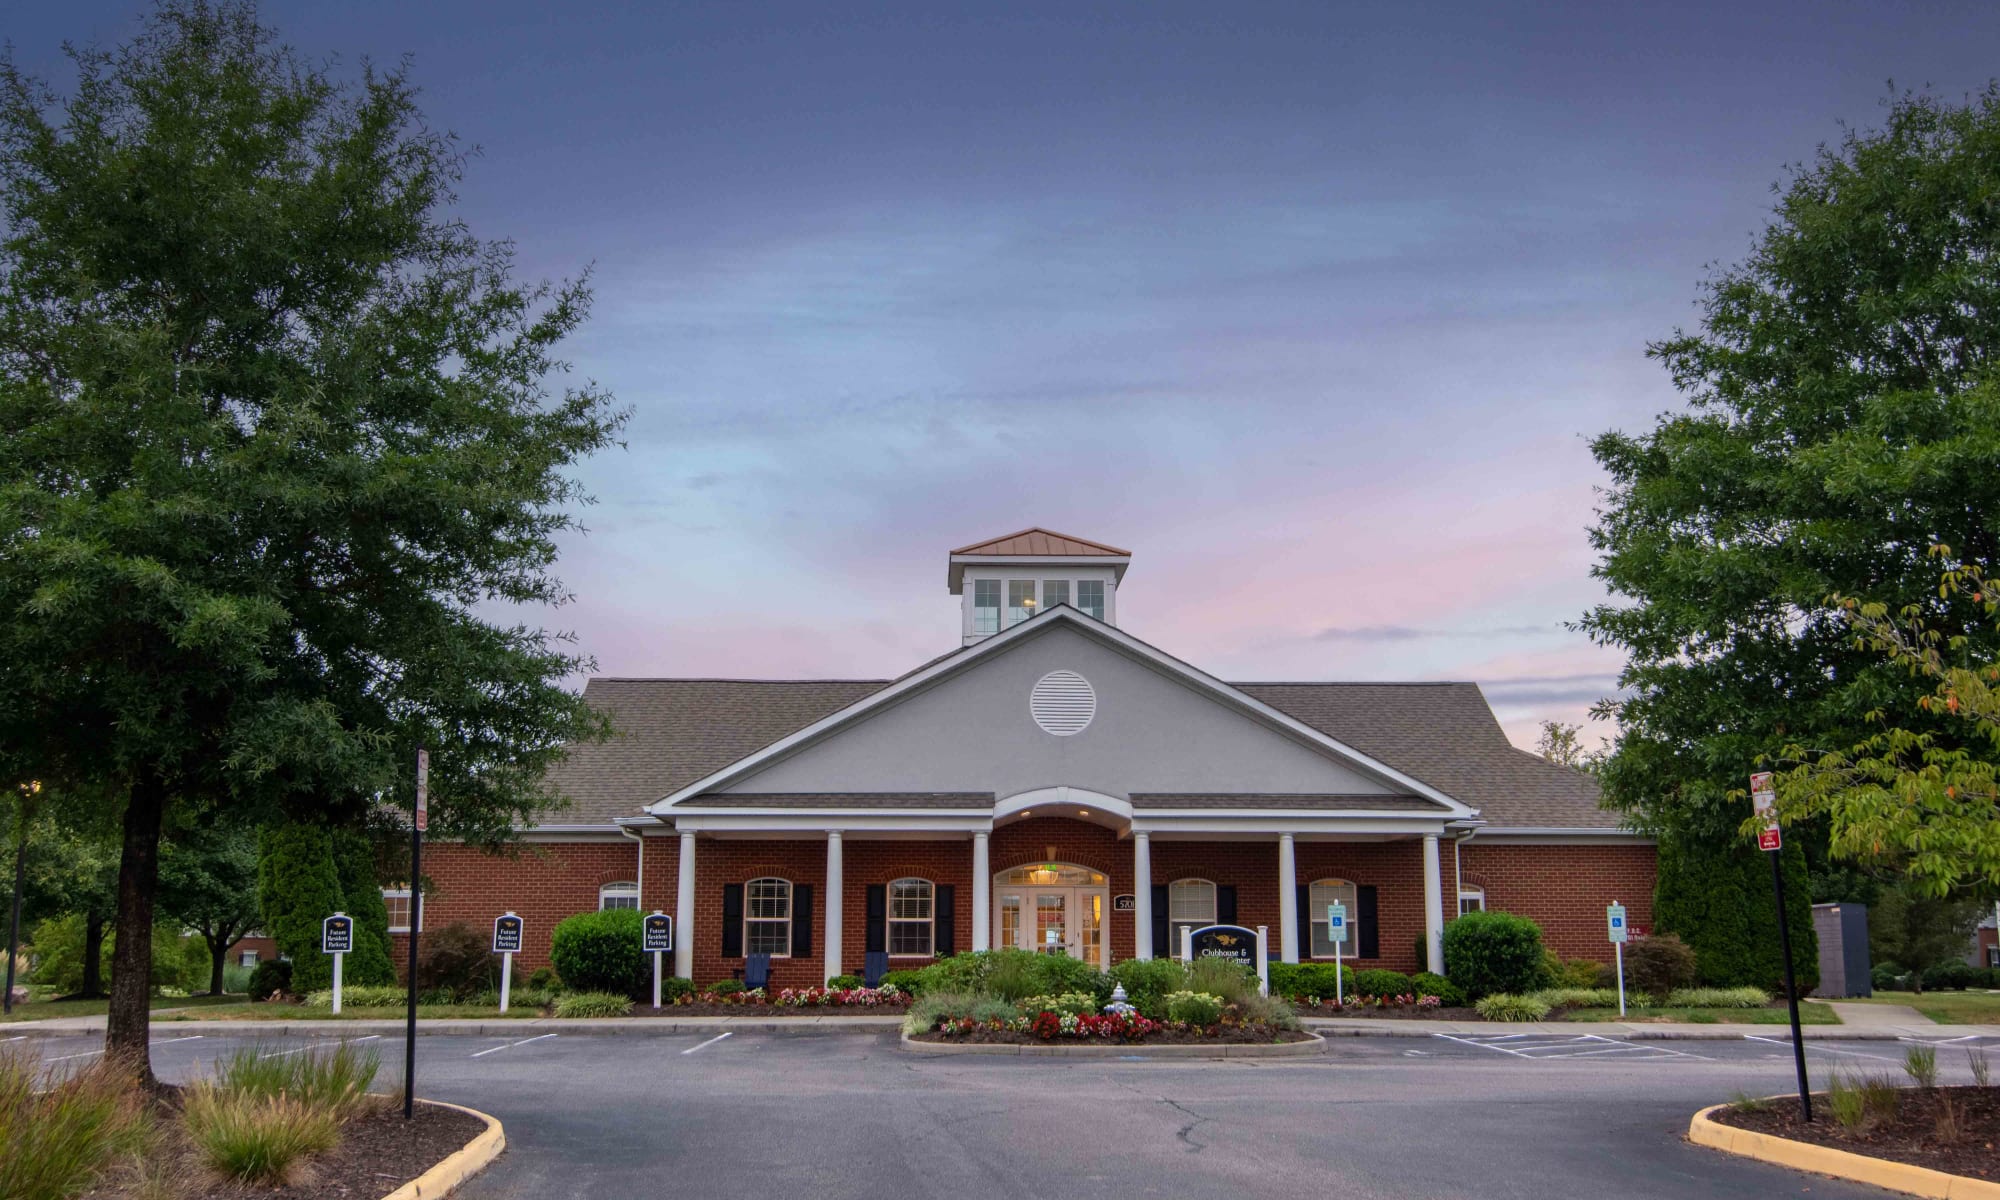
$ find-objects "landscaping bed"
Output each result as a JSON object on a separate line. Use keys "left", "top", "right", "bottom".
{"left": 1709, "top": 1087, "right": 2000, "bottom": 1181}
{"left": 909, "top": 1023, "right": 1312, "bottom": 1046}
{"left": 85, "top": 1098, "right": 486, "bottom": 1200}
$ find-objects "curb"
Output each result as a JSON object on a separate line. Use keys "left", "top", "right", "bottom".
{"left": 381, "top": 1099, "right": 506, "bottom": 1200}
{"left": 900, "top": 1030, "right": 1326, "bottom": 1058}
{"left": 1, "top": 1016, "right": 906, "bottom": 1040}
{"left": 1687, "top": 1102, "right": 2000, "bottom": 1199}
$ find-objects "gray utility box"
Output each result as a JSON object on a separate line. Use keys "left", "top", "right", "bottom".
{"left": 1811, "top": 902, "right": 1871, "bottom": 997}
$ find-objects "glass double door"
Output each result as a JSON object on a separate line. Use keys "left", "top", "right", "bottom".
{"left": 993, "top": 864, "right": 1108, "bottom": 969}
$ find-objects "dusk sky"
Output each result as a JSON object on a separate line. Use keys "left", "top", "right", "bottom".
{"left": 15, "top": 2, "right": 2000, "bottom": 749}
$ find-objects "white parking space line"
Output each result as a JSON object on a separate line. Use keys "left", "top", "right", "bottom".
{"left": 1433, "top": 1032, "right": 1708, "bottom": 1061}
{"left": 45, "top": 1048, "right": 104, "bottom": 1062}
{"left": 154, "top": 1035, "right": 205, "bottom": 1046}
{"left": 257, "top": 1034, "right": 379, "bottom": 1059}
{"left": 683, "top": 1032, "right": 733, "bottom": 1055}
{"left": 1744, "top": 1035, "right": 1901, "bottom": 1062}
{"left": 4, "top": 1035, "right": 23, "bottom": 1042}
{"left": 470, "top": 1033, "right": 557, "bottom": 1059}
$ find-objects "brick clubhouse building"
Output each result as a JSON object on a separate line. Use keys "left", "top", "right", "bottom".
{"left": 403, "top": 529, "right": 1654, "bottom": 989}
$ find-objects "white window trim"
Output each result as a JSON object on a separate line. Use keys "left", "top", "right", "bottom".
{"left": 599, "top": 880, "right": 640, "bottom": 911}
{"left": 887, "top": 877, "right": 935, "bottom": 958}
{"left": 383, "top": 887, "right": 421, "bottom": 934}
{"left": 1458, "top": 886, "right": 1485, "bottom": 916}
{"left": 1307, "top": 878, "right": 1358, "bottom": 960}
{"left": 1167, "top": 878, "right": 1217, "bottom": 944}
{"left": 745, "top": 877, "right": 793, "bottom": 959}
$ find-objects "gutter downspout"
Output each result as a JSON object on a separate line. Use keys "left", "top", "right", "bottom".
{"left": 620, "top": 825, "right": 644, "bottom": 907}
{"left": 1452, "top": 826, "right": 1477, "bottom": 919}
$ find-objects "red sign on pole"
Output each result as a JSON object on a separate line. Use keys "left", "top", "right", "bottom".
{"left": 1750, "top": 772, "right": 1780, "bottom": 851}
{"left": 415, "top": 748, "right": 430, "bottom": 833}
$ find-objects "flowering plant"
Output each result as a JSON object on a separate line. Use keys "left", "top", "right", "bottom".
{"left": 1017, "top": 1008, "right": 1161, "bottom": 1041}
{"left": 682, "top": 984, "right": 907, "bottom": 1008}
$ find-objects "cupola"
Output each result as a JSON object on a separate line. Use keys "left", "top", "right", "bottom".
{"left": 947, "top": 528, "right": 1131, "bottom": 645}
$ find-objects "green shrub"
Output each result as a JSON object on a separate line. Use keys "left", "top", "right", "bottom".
{"left": 1165, "top": 990, "right": 1225, "bottom": 1025}
{"left": 1922, "top": 961, "right": 1978, "bottom": 991}
{"left": 1663, "top": 986, "right": 1769, "bottom": 1008}
{"left": 1186, "top": 957, "right": 1258, "bottom": 1006}
{"left": 705, "top": 979, "right": 745, "bottom": 996}
{"left": 329, "top": 832, "right": 397, "bottom": 987}
{"left": 1015, "top": 992, "right": 1098, "bottom": 1016}
{"left": 1624, "top": 933, "right": 1699, "bottom": 998}
{"left": 1548, "top": 955, "right": 1602, "bottom": 988}
{"left": 257, "top": 824, "right": 346, "bottom": 994}
{"left": 1870, "top": 961, "right": 1907, "bottom": 992}
{"left": 901, "top": 990, "right": 1021, "bottom": 1036}
{"left": 527, "top": 965, "right": 560, "bottom": 991}
{"left": 1410, "top": 971, "right": 1466, "bottom": 1007}
{"left": 657, "top": 977, "right": 695, "bottom": 1004}
{"left": 828, "top": 974, "right": 863, "bottom": 990}
{"left": 1035, "top": 953, "right": 1109, "bottom": 1001}
{"left": 1268, "top": 961, "right": 1346, "bottom": 999}
{"left": 303, "top": 985, "right": 407, "bottom": 1009}
{"left": 550, "top": 908, "right": 646, "bottom": 998}
{"left": 915, "top": 949, "right": 1107, "bottom": 1003}
{"left": 1236, "top": 991, "right": 1301, "bottom": 1030}
{"left": 1442, "top": 912, "right": 1546, "bottom": 1000}
{"left": 1350, "top": 969, "right": 1415, "bottom": 999}
{"left": 223, "top": 963, "right": 255, "bottom": 994}
{"left": 246, "top": 959, "right": 293, "bottom": 1000}
{"left": 21, "top": 915, "right": 161, "bottom": 994}
{"left": 881, "top": 969, "right": 926, "bottom": 995}
{"left": 182, "top": 1086, "right": 339, "bottom": 1184}
{"left": 412, "top": 922, "right": 497, "bottom": 1001}
{"left": 0, "top": 1051, "right": 152, "bottom": 1200}
{"left": 1530, "top": 987, "right": 1624, "bottom": 1009}
{"left": 553, "top": 991, "right": 632, "bottom": 1018}
{"left": 1473, "top": 993, "right": 1550, "bottom": 1022}
{"left": 1110, "top": 958, "right": 1191, "bottom": 1017}
{"left": 983, "top": 951, "right": 1044, "bottom": 1001}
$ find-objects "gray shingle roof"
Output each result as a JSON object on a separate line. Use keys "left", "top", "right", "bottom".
{"left": 680, "top": 792, "right": 992, "bottom": 810}
{"left": 1234, "top": 682, "right": 1617, "bottom": 828}
{"left": 539, "top": 676, "right": 1615, "bottom": 831}
{"left": 1132, "top": 794, "right": 1449, "bottom": 812}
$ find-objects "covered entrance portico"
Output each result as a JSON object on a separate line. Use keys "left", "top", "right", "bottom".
{"left": 991, "top": 862, "right": 1110, "bottom": 968}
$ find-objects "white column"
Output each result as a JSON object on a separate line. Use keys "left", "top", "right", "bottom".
{"left": 823, "top": 831, "right": 844, "bottom": 984}
{"left": 1133, "top": 832, "right": 1153, "bottom": 959}
{"left": 1277, "top": 834, "right": 1299, "bottom": 964}
{"left": 971, "top": 832, "right": 991, "bottom": 952}
{"left": 674, "top": 832, "right": 696, "bottom": 981}
{"left": 1422, "top": 834, "right": 1445, "bottom": 975}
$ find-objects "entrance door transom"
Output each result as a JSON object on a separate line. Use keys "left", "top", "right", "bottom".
{"left": 992, "top": 863, "right": 1108, "bottom": 969}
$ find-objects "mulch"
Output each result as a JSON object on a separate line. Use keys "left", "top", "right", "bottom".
{"left": 1289, "top": 1005, "right": 1479, "bottom": 1021}
{"left": 90, "top": 1098, "right": 487, "bottom": 1200}
{"left": 1709, "top": 1086, "right": 2000, "bottom": 1180}
{"left": 910, "top": 1025, "right": 1313, "bottom": 1046}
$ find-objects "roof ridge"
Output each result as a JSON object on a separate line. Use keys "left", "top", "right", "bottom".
{"left": 1232, "top": 680, "right": 1478, "bottom": 687}
{"left": 950, "top": 526, "right": 1132, "bottom": 556}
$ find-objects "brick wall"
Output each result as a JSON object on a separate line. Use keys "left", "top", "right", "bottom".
{"left": 991, "top": 818, "right": 1132, "bottom": 959}
{"left": 387, "top": 838, "right": 648, "bottom": 973}
{"left": 1295, "top": 840, "right": 1430, "bottom": 973}
{"left": 1458, "top": 842, "right": 1657, "bottom": 962}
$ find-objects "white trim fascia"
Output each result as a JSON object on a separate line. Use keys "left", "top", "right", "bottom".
{"left": 1130, "top": 808, "right": 1454, "bottom": 824}
{"left": 1471, "top": 827, "right": 1654, "bottom": 845}
{"left": 645, "top": 608, "right": 1478, "bottom": 818}
{"left": 1131, "top": 816, "right": 1454, "bottom": 837}
{"left": 672, "top": 813, "right": 993, "bottom": 834}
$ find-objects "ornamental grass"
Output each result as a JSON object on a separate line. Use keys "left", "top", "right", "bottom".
{"left": 180, "top": 1085, "right": 340, "bottom": 1185}
{"left": 0, "top": 1049, "right": 152, "bottom": 1200}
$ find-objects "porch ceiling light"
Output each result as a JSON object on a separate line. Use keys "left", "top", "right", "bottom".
{"left": 1078, "top": 809, "right": 1089, "bottom": 816}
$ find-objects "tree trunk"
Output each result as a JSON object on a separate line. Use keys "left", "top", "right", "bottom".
{"left": 208, "top": 932, "right": 227, "bottom": 996}
{"left": 81, "top": 914, "right": 106, "bottom": 998}
{"left": 105, "top": 772, "right": 166, "bottom": 1082}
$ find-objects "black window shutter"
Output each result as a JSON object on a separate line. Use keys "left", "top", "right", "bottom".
{"left": 1150, "top": 884, "right": 1169, "bottom": 959}
{"left": 720, "top": 884, "right": 743, "bottom": 958}
{"left": 1216, "top": 885, "right": 1237, "bottom": 926}
{"left": 1296, "top": 884, "right": 1311, "bottom": 953}
{"left": 934, "top": 885, "right": 955, "bottom": 956}
{"left": 1357, "top": 885, "right": 1380, "bottom": 959}
{"left": 791, "top": 884, "right": 813, "bottom": 957}
{"left": 865, "top": 884, "right": 887, "bottom": 954}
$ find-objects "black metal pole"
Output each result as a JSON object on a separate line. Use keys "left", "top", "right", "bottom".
{"left": 1769, "top": 847, "right": 1811, "bottom": 1122}
{"left": 403, "top": 772, "right": 423, "bottom": 1120}
{"left": 4, "top": 812, "right": 26, "bottom": 1016}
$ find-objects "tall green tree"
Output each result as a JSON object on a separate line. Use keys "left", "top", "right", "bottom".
{"left": 0, "top": 2, "right": 619, "bottom": 1079}
{"left": 156, "top": 824, "right": 261, "bottom": 995}
{"left": 257, "top": 823, "right": 342, "bottom": 993}
{"left": 1580, "top": 87, "right": 2000, "bottom": 982}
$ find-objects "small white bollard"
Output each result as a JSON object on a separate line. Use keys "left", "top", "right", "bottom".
{"left": 1256, "top": 926, "right": 1269, "bottom": 996}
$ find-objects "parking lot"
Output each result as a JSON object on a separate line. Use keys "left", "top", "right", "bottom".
{"left": 17, "top": 1028, "right": 1994, "bottom": 1199}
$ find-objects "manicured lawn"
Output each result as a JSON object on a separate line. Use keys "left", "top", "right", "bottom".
{"left": 0, "top": 993, "right": 252, "bottom": 1022}
{"left": 170, "top": 1003, "right": 543, "bottom": 1021}
{"left": 1836, "top": 990, "right": 2000, "bottom": 1024}
{"left": 1565, "top": 1003, "right": 1840, "bottom": 1025}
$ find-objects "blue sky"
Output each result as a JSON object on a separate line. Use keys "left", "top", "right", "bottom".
{"left": 14, "top": 1, "right": 2000, "bottom": 746}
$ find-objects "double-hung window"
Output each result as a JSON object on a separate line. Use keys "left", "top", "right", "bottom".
{"left": 599, "top": 881, "right": 640, "bottom": 911}
{"left": 745, "top": 878, "right": 793, "bottom": 956}
{"left": 1076, "top": 580, "right": 1105, "bottom": 620}
{"left": 1167, "top": 879, "right": 1216, "bottom": 950}
{"left": 1006, "top": 580, "right": 1037, "bottom": 626}
{"left": 1458, "top": 886, "right": 1485, "bottom": 916}
{"left": 972, "top": 580, "right": 1001, "bottom": 634}
{"left": 888, "top": 878, "right": 934, "bottom": 956}
{"left": 1308, "top": 879, "right": 1358, "bottom": 959}
{"left": 383, "top": 887, "right": 420, "bottom": 934}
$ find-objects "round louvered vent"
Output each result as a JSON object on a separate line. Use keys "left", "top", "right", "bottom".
{"left": 1030, "top": 670, "right": 1096, "bottom": 736}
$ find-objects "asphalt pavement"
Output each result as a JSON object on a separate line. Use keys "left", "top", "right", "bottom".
{"left": 20, "top": 1027, "right": 1996, "bottom": 1199}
